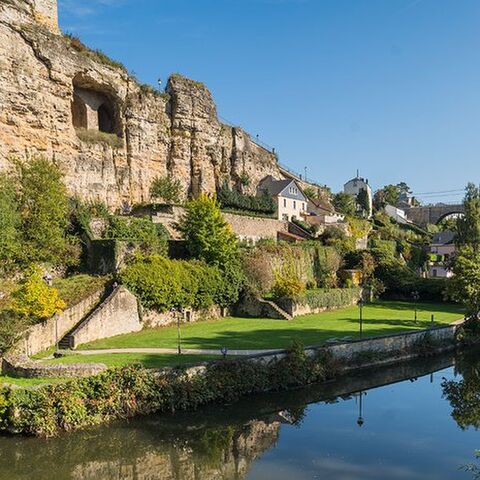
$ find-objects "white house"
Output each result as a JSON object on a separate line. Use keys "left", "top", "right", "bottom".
{"left": 258, "top": 176, "right": 308, "bottom": 221}
{"left": 384, "top": 204, "right": 409, "bottom": 225}
{"left": 344, "top": 174, "right": 373, "bottom": 218}
{"left": 427, "top": 231, "right": 455, "bottom": 278}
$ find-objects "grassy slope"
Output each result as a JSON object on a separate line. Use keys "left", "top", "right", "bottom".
{"left": 0, "top": 376, "right": 66, "bottom": 387}
{"left": 80, "top": 300, "right": 464, "bottom": 351}
{"left": 53, "top": 274, "right": 109, "bottom": 308}
{"left": 44, "top": 353, "right": 221, "bottom": 369}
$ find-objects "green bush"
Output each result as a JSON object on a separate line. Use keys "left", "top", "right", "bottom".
{"left": 217, "top": 184, "right": 276, "bottom": 215}
{"left": 275, "top": 287, "right": 361, "bottom": 308}
{"left": 119, "top": 255, "right": 238, "bottom": 310}
{"left": 298, "top": 288, "right": 362, "bottom": 309}
{"left": 0, "top": 344, "right": 340, "bottom": 437}
{"left": 150, "top": 176, "right": 183, "bottom": 204}
{"left": 104, "top": 217, "right": 169, "bottom": 255}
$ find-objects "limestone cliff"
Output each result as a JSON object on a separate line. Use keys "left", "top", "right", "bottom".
{"left": 0, "top": 0, "right": 281, "bottom": 209}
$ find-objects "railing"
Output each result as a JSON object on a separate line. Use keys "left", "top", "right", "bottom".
{"left": 218, "top": 115, "right": 327, "bottom": 189}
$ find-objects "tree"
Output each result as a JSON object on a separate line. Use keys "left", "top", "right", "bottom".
{"left": 12, "top": 265, "right": 66, "bottom": 322}
{"left": 177, "top": 194, "right": 238, "bottom": 268}
{"left": 332, "top": 192, "right": 356, "bottom": 216}
{"left": 456, "top": 183, "right": 480, "bottom": 250}
{"left": 373, "top": 182, "right": 413, "bottom": 210}
{"left": 303, "top": 186, "right": 318, "bottom": 200}
{"left": 150, "top": 176, "right": 183, "bottom": 204}
{"left": 16, "top": 157, "right": 76, "bottom": 266}
{"left": 357, "top": 188, "right": 371, "bottom": 217}
{"left": 448, "top": 246, "right": 480, "bottom": 317}
{"left": 0, "top": 174, "right": 21, "bottom": 274}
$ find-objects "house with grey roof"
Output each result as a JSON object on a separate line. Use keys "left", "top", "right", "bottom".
{"left": 258, "top": 175, "right": 308, "bottom": 221}
{"left": 427, "top": 231, "right": 456, "bottom": 278}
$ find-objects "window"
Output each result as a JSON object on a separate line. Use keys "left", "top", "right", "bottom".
{"left": 293, "top": 201, "right": 296, "bottom": 210}
{"left": 283, "top": 198, "right": 287, "bottom": 208}
{"left": 282, "top": 214, "right": 288, "bottom": 221}
{"left": 432, "top": 269, "right": 437, "bottom": 277}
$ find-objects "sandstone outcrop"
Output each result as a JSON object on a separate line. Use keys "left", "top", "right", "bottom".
{"left": 0, "top": 0, "right": 281, "bottom": 209}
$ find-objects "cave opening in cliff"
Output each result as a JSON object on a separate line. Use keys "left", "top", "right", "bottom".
{"left": 71, "top": 77, "right": 122, "bottom": 139}
{"left": 98, "top": 103, "right": 114, "bottom": 134}
{"left": 71, "top": 93, "right": 88, "bottom": 129}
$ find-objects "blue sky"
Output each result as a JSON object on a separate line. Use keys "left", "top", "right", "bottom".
{"left": 58, "top": 0, "right": 480, "bottom": 202}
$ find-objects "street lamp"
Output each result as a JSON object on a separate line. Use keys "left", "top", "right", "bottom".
{"left": 357, "top": 298, "right": 365, "bottom": 338}
{"left": 412, "top": 290, "right": 420, "bottom": 322}
{"left": 356, "top": 391, "right": 365, "bottom": 427}
{"left": 170, "top": 307, "right": 182, "bottom": 355}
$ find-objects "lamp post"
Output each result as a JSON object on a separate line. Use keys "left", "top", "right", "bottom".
{"left": 177, "top": 308, "right": 184, "bottom": 355}
{"left": 357, "top": 298, "right": 365, "bottom": 338}
{"left": 412, "top": 290, "right": 420, "bottom": 322}
{"left": 356, "top": 391, "right": 365, "bottom": 427}
{"left": 170, "top": 307, "right": 181, "bottom": 355}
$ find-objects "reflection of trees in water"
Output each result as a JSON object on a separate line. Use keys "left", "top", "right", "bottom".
{"left": 71, "top": 420, "right": 281, "bottom": 480}
{"left": 442, "top": 350, "right": 480, "bottom": 430}
{"left": 442, "top": 350, "right": 480, "bottom": 479}
{"left": 0, "top": 415, "right": 285, "bottom": 480}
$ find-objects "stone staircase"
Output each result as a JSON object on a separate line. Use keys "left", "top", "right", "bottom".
{"left": 257, "top": 298, "right": 293, "bottom": 321}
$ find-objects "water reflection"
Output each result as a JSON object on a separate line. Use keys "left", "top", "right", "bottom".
{"left": 2, "top": 351, "right": 480, "bottom": 480}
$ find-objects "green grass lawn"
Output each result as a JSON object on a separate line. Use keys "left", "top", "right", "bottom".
{"left": 44, "top": 353, "right": 222, "bottom": 369}
{"left": 0, "top": 376, "right": 67, "bottom": 388}
{"left": 79, "top": 300, "right": 464, "bottom": 351}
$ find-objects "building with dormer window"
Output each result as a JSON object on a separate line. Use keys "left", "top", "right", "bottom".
{"left": 258, "top": 176, "right": 308, "bottom": 221}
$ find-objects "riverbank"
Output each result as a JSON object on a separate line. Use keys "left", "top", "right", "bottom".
{"left": 0, "top": 319, "right": 468, "bottom": 437}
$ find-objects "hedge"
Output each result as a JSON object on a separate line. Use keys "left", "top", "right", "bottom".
{"left": 217, "top": 185, "right": 276, "bottom": 215}
{"left": 119, "top": 255, "right": 238, "bottom": 310}
{"left": 277, "top": 288, "right": 362, "bottom": 310}
{"left": 0, "top": 343, "right": 339, "bottom": 437}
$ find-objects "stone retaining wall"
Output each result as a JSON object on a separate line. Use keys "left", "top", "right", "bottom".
{"left": 278, "top": 289, "right": 362, "bottom": 317}
{"left": 2, "top": 355, "right": 106, "bottom": 379}
{"left": 69, "top": 287, "right": 141, "bottom": 349}
{"left": 142, "top": 305, "right": 223, "bottom": 328}
{"left": 151, "top": 206, "right": 288, "bottom": 243}
{"left": 17, "top": 289, "right": 104, "bottom": 357}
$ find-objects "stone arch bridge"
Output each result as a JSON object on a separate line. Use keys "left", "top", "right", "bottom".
{"left": 405, "top": 204, "right": 464, "bottom": 227}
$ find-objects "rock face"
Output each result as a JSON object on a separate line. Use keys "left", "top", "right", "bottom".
{"left": 0, "top": 0, "right": 281, "bottom": 209}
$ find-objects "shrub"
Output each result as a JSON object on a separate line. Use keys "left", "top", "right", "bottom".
{"left": 75, "top": 129, "right": 124, "bottom": 149}
{"left": 150, "top": 176, "right": 183, "bottom": 204}
{"left": 11, "top": 266, "right": 66, "bottom": 322}
{"left": 272, "top": 258, "right": 306, "bottom": 299}
{"left": 104, "top": 216, "right": 169, "bottom": 255}
{"left": 0, "top": 310, "right": 28, "bottom": 355}
{"left": 64, "top": 33, "right": 127, "bottom": 71}
{"left": 0, "top": 174, "right": 21, "bottom": 274}
{"left": 0, "top": 343, "right": 341, "bottom": 437}
{"left": 217, "top": 184, "right": 276, "bottom": 215}
{"left": 119, "top": 255, "right": 236, "bottom": 311}
{"left": 297, "top": 287, "right": 361, "bottom": 309}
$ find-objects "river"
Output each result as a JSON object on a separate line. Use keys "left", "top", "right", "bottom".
{"left": 1, "top": 351, "right": 480, "bottom": 480}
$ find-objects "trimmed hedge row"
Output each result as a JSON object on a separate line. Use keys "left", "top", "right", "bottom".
{"left": 0, "top": 344, "right": 339, "bottom": 437}
{"left": 217, "top": 185, "right": 276, "bottom": 215}
{"left": 277, "top": 288, "right": 362, "bottom": 311}
{"left": 299, "top": 288, "right": 362, "bottom": 310}
{"left": 119, "top": 255, "right": 232, "bottom": 311}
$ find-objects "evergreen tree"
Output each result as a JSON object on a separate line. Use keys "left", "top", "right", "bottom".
{"left": 0, "top": 174, "right": 21, "bottom": 273}
{"left": 177, "top": 194, "right": 238, "bottom": 268}
{"left": 456, "top": 183, "right": 480, "bottom": 249}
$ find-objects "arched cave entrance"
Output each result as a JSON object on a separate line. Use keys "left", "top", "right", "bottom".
{"left": 98, "top": 103, "right": 114, "bottom": 134}
{"left": 71, "top": 75, "right": 122, "bottom": 139}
